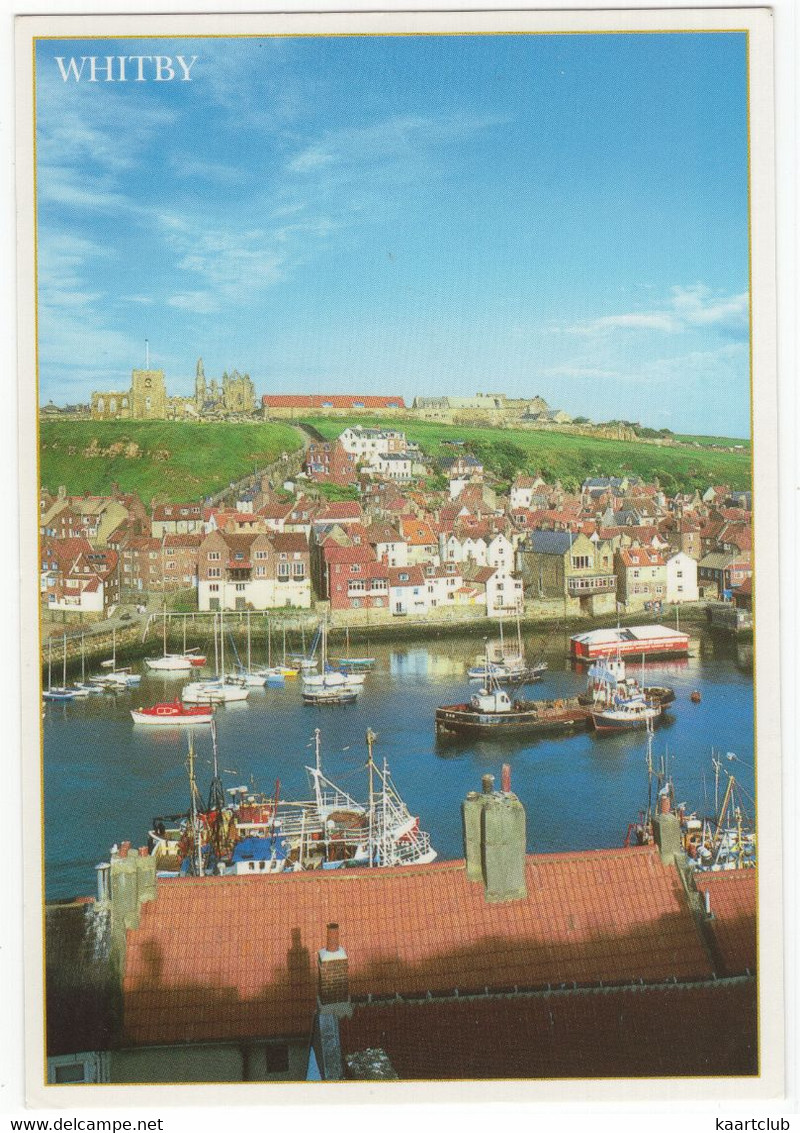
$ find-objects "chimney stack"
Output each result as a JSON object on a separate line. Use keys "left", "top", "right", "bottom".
{"left": 318, "top": 922, "right": 351, "bottom": 1016}
{"left": 462, "top": 770, "right": 527, "bottom": 903}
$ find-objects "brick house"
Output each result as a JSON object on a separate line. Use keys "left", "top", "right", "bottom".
{"left": 305, "top": 441, "right": 358, "bottom": 486}
{"left": 198, "top": 530, "right": 310, "bottom": 611}
{"left": 41, "top": 536, "right": 120, "bottom": 615}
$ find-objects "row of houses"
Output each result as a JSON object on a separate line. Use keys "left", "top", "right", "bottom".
{"left": 39, "top": 453, "right": 752, "bottom": 620}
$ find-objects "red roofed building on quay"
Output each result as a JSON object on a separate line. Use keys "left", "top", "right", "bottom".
{"left": 44, "top": 770, "right": 757, "bottom": 1085}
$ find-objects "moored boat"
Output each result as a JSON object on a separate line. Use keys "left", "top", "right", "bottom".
{"left": 625, "top": 728, "right": 755, "bottom": 871}
{"left": 436, "top": 647, "right": 588, "bottom": 737}
{"left": 136, "top": 726, "right": 436, "bottom": 877}
{"left": 131, "top": 700, "right": 215, "bottom": 726}
{"left": 182, "top": 677, "right": 250, "bottom": 704}
{"left": 590, "top": 694, "right": 662, "bottom": 733}
{"left": 578, "top": 652, "right": 675, "bottom": 711}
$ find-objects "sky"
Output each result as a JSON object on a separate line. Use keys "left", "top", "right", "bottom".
{"left": 34, "top": 32, "right": 751, "bottom": 436}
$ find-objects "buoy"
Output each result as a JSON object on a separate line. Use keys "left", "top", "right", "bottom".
{"left": 690, "top": 690, "right": 702, "bottom": 704}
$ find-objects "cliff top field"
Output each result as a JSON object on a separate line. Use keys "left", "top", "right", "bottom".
{"left": 38, "top": 420, "right": 303, "bottom": 500}
{"left": 303, "top": 416, "right": 752, "bottom": 494}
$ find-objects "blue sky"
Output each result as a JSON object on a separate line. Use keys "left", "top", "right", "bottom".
{"left": 35, "top": 32, "right": 750, "bottom": 435}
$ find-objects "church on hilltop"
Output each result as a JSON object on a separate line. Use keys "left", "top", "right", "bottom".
{"left": 90, "top": 358, "right": 256, "bottom": 421}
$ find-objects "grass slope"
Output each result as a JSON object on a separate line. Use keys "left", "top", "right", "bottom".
{"left": 39, "top": 420, "right": 303, "bottom": 500}
{"left": 303, "top": 416, "right": 751, "bottom": 493}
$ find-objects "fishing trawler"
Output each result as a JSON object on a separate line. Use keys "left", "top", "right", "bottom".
{"left": 436, "top": 646, "right": 588, "bottom": 737}
{"left": 590, "top": 693, "right": 662, "bottom": 732}
{"left": 625, "top": 725, "right": 756, "bottom": 871}
{"left": 142, "top": 727, "right": 436, "bottom": 877}
{"left": 578, "top": 652, "right": 675, "bottom": 710}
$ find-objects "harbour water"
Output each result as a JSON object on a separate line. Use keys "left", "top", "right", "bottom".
{"left": 42, "top": 631, "right": 754, "bottom": 901}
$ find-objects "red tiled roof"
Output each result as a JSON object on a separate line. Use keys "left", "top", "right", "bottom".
{"left": 122, "top": 847, "right": 713, "bottom": 1045}
{"left": 125, "top": 536, "right": 161, "bottom": 552}
{"left": 152, "top": 503, "right": 202, "bottom": 522}
{"left": 271, "top": 533, "right": 309, "bottom": 554}
{"left": 399, "top": 517, "right": 437, "bottom": 545}
{"left": 618, "top": 548, "right": 665, "bottom": 568}
{"left": 388, "top": 566, "right": 425, "bottom": 587}
{"left": 315, "top": 502, "right": 363, "bottom": 521}
{"left": 260, "top": 502, "right": 295, "bottom": 521}
{"left": 263, "top": 394, "right": 406, "bottom": 410}
{"left": 324, "top": 544, "right": 376, "bottom": 565}
{"left": 163, "top": 533, "right": 202, "bottom": 549}
{"left": 696, "top": 871, "right": 757, "bottom": 977}
{"left": 339, "top": 978, "right": 757, "bottom": 1079}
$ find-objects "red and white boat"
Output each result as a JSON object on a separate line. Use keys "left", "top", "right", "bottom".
{"left": 571, "top": 625, "right": 690, "bottom": 661}
{"left": 131, "top": 700, "right": 215, "bottom": 726}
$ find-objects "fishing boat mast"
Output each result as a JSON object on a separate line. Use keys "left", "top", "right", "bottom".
{"left": 366, "top": 728, "right": 376, "bottom": 868}
{"left": 186, "top": 734, "right": 204, "bottom": 876}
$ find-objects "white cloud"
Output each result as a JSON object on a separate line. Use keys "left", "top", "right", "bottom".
{"left": 167, "top": 292, "right": 220, "bottom": 315}
{"left": 560, "top": 286, "right": 749, "bottom": 339}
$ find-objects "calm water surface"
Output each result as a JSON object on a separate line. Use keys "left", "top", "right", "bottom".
{"left": 43, "top": 631, "right": 755, "bottom": 900}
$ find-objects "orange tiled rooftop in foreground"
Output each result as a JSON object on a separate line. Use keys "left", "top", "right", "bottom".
{"left": 696, "top": 869, "right": 757, "bottom": 976}
{"left": 123, "top": 846, "right": 716, "bottom": 1046}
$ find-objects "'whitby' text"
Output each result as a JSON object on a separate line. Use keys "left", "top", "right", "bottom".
{"left": 54, "top": 56, "right": 198, "bottom": 83}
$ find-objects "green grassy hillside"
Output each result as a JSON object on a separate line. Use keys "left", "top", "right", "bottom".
{"left": 303, "top": 416, "right": 751, "bottom": 494}
{"left": 39, "top": 420, "right": 303, "bottom": 501}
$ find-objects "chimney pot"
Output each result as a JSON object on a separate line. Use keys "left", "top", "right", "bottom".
{"left": 481, "top": 774, "right": 495, "bottom": 795}
{"left": 501, "top": 764, "right": 511, "bottom": 794}
{"left": 326, "top": 922, "right": 340, "bottom": 953}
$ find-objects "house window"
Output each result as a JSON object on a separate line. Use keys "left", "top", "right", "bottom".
{"left": 208, "top": 551, "right": 221, "bottom": 561}
{"left": 256, "top": 566, "right": 266, "bottom": 577}
{"left": 293, "top": 563, "right": 304, "bottom": 577}
{"left": 350, "top": 564, "right": 361, "bottom": 574}
{"left": 278, "top": 563, "right": 290, "bottom": 578}
{"left": 235, "top": 583, "right": 246, "bottom": 592}
{"left": 351, "top": 598, "right": 362, "bottom": 608}
{"left": 399, "top": 572, "right": 409, "bottom": 582}
{"left": 571, "top": 556, "right": 590, "bottom": 570}
{"left": 208, "top": 568, "right": 221, "bottom": 578}
{"left": 209, "top": 584, "right": 219, "bottom": 592}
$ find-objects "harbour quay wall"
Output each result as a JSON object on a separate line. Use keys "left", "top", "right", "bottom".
{"left": 39, "top": 600, "right": 714, "bottom": 672}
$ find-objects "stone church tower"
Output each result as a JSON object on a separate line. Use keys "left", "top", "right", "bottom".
{"left": 130, "top": 367, "right": 167, "bottom": 418}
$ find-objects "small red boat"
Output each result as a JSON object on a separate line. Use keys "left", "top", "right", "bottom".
{"left": 131, "top": 700, "right": 214, "bottom": 726}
